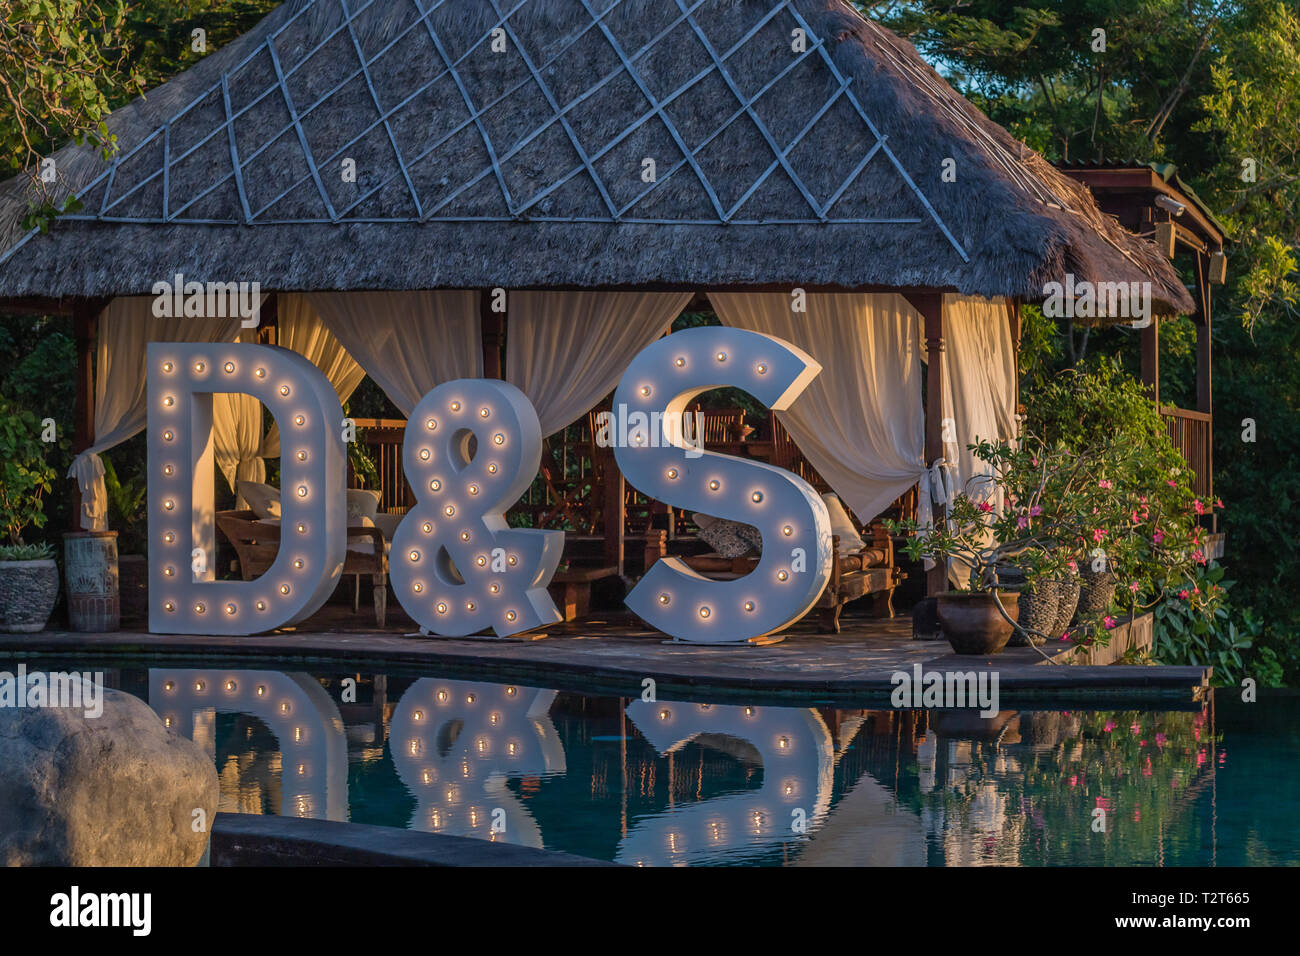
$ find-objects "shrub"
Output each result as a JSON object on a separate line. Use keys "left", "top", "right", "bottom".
{"left": 0, "top": 395, "right": 57, "bottom": 545}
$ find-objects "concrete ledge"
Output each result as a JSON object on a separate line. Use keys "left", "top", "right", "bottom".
{"left": 210, "top": 812, "right": 617, "bottom": 866}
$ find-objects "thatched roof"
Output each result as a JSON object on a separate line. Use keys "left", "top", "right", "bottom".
{"left": 0, "top": 0, "right": 1194, "bottom": 314}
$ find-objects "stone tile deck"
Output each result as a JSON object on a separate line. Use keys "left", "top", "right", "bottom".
{"left": 2, "top": 604, "right": 1209, "bottom": 708}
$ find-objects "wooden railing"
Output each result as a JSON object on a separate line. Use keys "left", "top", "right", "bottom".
{"left": 1160, "top": 406, "right": 1213, "bottom": 500}
{"left": 349, "top": 418, "right": 413, "bottom": 513}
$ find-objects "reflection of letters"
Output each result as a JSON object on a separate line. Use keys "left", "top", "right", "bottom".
{"left": 389, "top": 679, "right": 565, "bottom": 847}
{"left": 149, "top": 669, "right": 348, "bottom": 820}
{"left": 618, "top": 701, "right": 834, "bottom": 866}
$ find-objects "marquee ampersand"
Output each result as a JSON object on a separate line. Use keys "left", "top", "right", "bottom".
{"left": 389, "top": 379, "right": 563, "bottom": 637}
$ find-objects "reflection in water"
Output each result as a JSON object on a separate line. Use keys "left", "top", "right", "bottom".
{"left": 389, "top": 679, "right": 565, "bottom": 847}
{"left": 112, "top": 663, "right": 1297, "bottom": 866}
{"left": 149, "top": 670, "right": 348, "bottom": 820}
{"left": 618, "top": 701, "right": 834, "bottom": 866}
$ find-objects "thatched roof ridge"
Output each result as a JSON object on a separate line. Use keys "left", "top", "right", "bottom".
{"left": 0, "top": 0, "right": 1194, "bottom": 315}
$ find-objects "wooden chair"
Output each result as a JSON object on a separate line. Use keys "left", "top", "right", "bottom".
{"left": 646, "top": 519, "right": 904, "bottom": 634}
{"left": 215, "top": 510, "right": 389, "bottom": 627}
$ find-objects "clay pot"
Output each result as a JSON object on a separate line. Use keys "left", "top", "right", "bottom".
{"left": 936, "top": 591, "right": 1020, "bottom": 655}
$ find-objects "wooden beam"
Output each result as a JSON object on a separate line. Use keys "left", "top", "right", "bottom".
{"left": 1195, "top": 255, "right": 1212, "bottom": 416}
{"left": 480, "top": 288, "right": 504, "bottom": 379}
{"left": 1140, "top": 317, "right": 1160, "bottom": 404}
{"left": 904, "top": 292, "right": 948, "bottom": 595}
{"left": 599, "top": 440, "right": 624, "bottom": 576}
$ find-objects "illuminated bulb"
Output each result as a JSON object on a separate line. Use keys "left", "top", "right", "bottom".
{"left": 163, "top": 499, "right": 175, "bottom": 511}
{"left": 297, "top": 764, "right": 306, "bottom": 776}
{"left": 162, "top": 362, "right": 174, "bottom": 373}
{"left": 256, "top": 686, "right": 266, "bottom": 697}
{"left": 699, "top": 606, "right": 711, "bottom": 619}
{"left": 674, "top": 356, "right": 686, "bottom": 367}
{"left": 490, "top": 713, "right": 500, "bottom": 725}
{"left": 293, "top": 559, "right": 304, "bottom": 569}
{"left": 505, "top": 687, "right": 517, "bottom": 697}
{"left": 708, "top": 480, "right": 720, "bottom": 491}
{"left": 296, "top": 523, "right": 306, "bottom": 534}
{"left": 413, "top": 710, "right": 424, "bottom": 722}
{"left": 280, "top": 702, "right": 291, "bottom": 714}
{"left": 164, "top": 681, "right": 175, "bottom": 692}
{"left": 745, "top": 707, "right": 754, "bottom": 716}
{"left": 507, "top": 555, "right": 517, "bottom": 566}
{"left": 493, "top": 433, "right": 505, "bottom": 445}
{"left": 223, "top": 361, "right": 235, "bottom": 373}
{"left": 422, "top": 522, "right": 433, "bottom": 534}
{"left": 426, "top": 418, "right": 438, "bottom": 432}
{"left": 487, "top": 463, "right": 498, "bottom": 474}
{"left": 163, "top": 602, "right": 175, "bottom": 613}
{"left": 164, "top": 716, "right": 172, "bottom": 728}
{"left": 468, "top": 484, "right": 479, "bottom": 496}
{"left": 437, "top": 690, "right": 448, "bottom": 701}
{"left": 279, "top": 385, "right": 290, "bottom": 396}
{"left": 280, "top": 584, "right": 291, "bottom": 595}
{"left": 162, "top": 465, "right": 174, "bottom": 477}
{"left": 163, "top": 396, "right": 174, "bottom": 407}
{"left": 476, "top": 555, "right": 487, "bottom": 567}
{"left": 782, "top": 525, "right": 793, "bottom": 536}
{"left": 505, "top": 610, "right": 517, "bottom": 622}
{"left": 225, "top": 680, "right": 237, "bottom": 692}
{"left": 294, "top": 414, "right": 305, "bottom": 426}
{"left": 450, "top": 401, "right": 461, "bottom": 412}
{"left": 757, "top": 363, "right": 768, "bottom": 374}
{"left": 194, "top": 362, "right": 205, "bottom": 373}
{"left": 163, "top": 430, "right": 174, "bottom": 442}
{"left": 479, "top": 407, "right": 490, "bottom": 418}
{"left": 489, "top": 583, "right": 500, "bottom": 594}
{"left": 436, "top": 602, "right": 448, "bottom": 614}
{"left": 419, "top": 449, "right": 431, "bottom": 461}
{"left": 658, "top": 593, "right": 670, "bottom": 605}
{"left": 255, "top": 367, "right": 266, "bottom": 378}
{"left": 507, "top": 742, "right": 518, "bottom": 756}
{"left": 466, "top": 694, "right": 476, "bottom": 704}
{"left": 294, "top": 726, "right": 303, "bottom": 742}
{"left": 256, "top": 601, "right": 266, "bottom": 611}
{"left": 744, "top": 601, "right": 756, "bottom": 612}
{"left": 430, "top": 479, "right": 442, "bottom": 492}
{"left": 459, "top": 531, "right": 470, "bottom": 542}
{"left": 666, "top": 468, "right": 678, "bottom": 480}
{"left": 640, "top": 386, "right": 651, "bottom": 397}
{"left": 412, "top": 582, "right": 423, "bottom": 593}
{"left": 466, "top": 601, "right": 476, "bottom": 612}
{"left": 163, "top": 532, "right": 175, "bottom": 544}
{"left": 194, "top": 603, "right": 206, "bottom": 614}
{"left": 716, "top": 351, "right": 727, "bottom": 362}
{"left": 778, "top": 736, "right": 790, "bottom": 749}
{"left": 296, "top": 451, "right": 307, "bottom": 462}
{"left": 296, "top": 485, "right": 308, "bottom": 498}
{"left": 659, "top": 709, "right": 670, "bottom": 721}
{"left": 777, "top": 570, "right": 789, "bottom": 581}
{"left": 409, "top": 549, "right": 421, "bottom": 562}
{"left": 164, "top": 566, "right": 175, "bottom": 577}
{"left": 751, "top": 491, "right": 763, "bottom": 503}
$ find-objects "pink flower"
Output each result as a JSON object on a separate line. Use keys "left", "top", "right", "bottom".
{"left": 1103, "top": 615, "right": 1117, "bottom": 629}
{"left": 1167, "top": 479, "right": 1178, "bottom": 488}
{"left": 1098, "top": 479, "right": 1113, "bottom": 489}
{"left": 1179, "top": 589, "right": 1190, "bottom": 600}
{"left": 1059, "top": 631, "right": 1071, "bottom": 642}
{"left": 1130, "top": 511, "right": 1140, "bottom": 523}
{"left": 1029, "top": 505, "right": 1042, "bottom": 516}
{"left": 1016, "top": 515, "right": 1028, "bottom": 529}
{"left": 1092, "top": 529, "right": 1106, "bottom": 542}
{"left": 1066, "top": 560, "right": 1077, "bottom": 572}
{"left": 1155, "top": 733, "right": 1167, "bottom": 747}
{"left": 1128, "top": 581, "right": 1140, "bottom": 593}
{"left": 1194, "top": 499, "right": 1205, "bottom": 515}
{"left": 978, "top": 500, "right": 994, "bottom": 513}
{"left": 1192, "top": 549, "right": 1206, "bottom": 565}
{"left": 1215, "top": 498, "right": 1224, "bottom": 509}
{"left": 1153, "top": 530, "right": 1165, "bottom": 545}
{"left": 1103, "top": 721, "right": 1116, "bottom": 732}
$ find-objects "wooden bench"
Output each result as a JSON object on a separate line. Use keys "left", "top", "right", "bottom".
{"left": 547, "top": 565, "right": 619, "bottom": 621}
{"left": 215, "top": 510, "right": 389, "bottom": 627}
{"left": 645, "top": 521, "right": 903, "bottom": 634}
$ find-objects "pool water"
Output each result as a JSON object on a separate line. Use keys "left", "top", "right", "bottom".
{"left": 47, "top": 663, "right": 1300, "bottom": 865}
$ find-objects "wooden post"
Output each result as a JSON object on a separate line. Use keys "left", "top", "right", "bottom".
{"left": 905, "top": 292, "right": 948, "bottom": 595}
{"left": 1140, "top": 317, "right": 1159, "bottom": 404}
{"left": 600, "top": 440, "right": 625, "bottom": 576}
{"left": 71, "top": 301, "right": 99, "bottom": 530}
{"left": 480, "top": 288, "right": 504, "bottom": 379}
{"left": 1195, "top": 255, "right": 1212, "bottom": 415}
{"left": 1006, "top": 298, "right": 1022, "bottom": 438}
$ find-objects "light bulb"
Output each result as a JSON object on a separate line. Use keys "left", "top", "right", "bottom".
{"left": 279, "top": 385, "right": 290, "bottom": 396}
{"left": 751, "top": 491, "right": 763, "bottom": 503}
{"left": 223, "top": 361, "right": 235, "bottom": 373}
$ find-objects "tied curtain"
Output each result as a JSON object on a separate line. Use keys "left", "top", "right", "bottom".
{"left": 709, "top": 291, "right": 1017, "bottom": 537}
{"left": 67, "top": 297, "right": 244, "bottom": 531}
{"left": 710, "top": 291, "right": 937, "bottom": 529}
{"left": 505, "top": 291, "right": 693, "bottom": 436}
{"left": 309, "top": 290, "right": 482, "bottom": 415}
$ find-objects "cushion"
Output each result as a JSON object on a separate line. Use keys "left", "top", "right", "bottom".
{"left": 821, "top": 493, "right": 867, "bottom": 551}
{"left": 346, "top": 489, "right": 381, "bottom": 522}
{"left": 372, "top": 513, "right": 404, "bottom": 542}
{"left": 693, "top": 513, "right": 762, "bottom": 558}
{"left": 238, "top": 480, "right": 281, "bottom": 520}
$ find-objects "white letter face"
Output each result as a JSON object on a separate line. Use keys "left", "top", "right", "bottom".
{"left": 148, "top": 343, "right": 347, "bottom": 634}
{"left": 614, "top": 327, "right": 832, "bottom": 643}
{"left": 390, "top": 379, "right": 563, "bottom": 637}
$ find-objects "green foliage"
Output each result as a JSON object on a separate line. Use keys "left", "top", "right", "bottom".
{"left": 0, "top": 541, "right": 54, "bottom": 560}
{"left": 101, "top": 453, "right": 147, "bottom": 554}
{"left": 1151, "top": 563, "right": 1267, "bottom": 687}
{"left": 0, "top": 394, "right": 57, "bottom": 545}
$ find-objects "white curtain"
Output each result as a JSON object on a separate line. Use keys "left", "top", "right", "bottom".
{"left": 940, "top": 294, "right": 1019, "bottom": 510}
{"left": 506, "top": 291, "right": 692, "bottom": 436}
{"left": 256, "top": 294, "right": 367, "bottom": 460}
{"left": 67, "top": 297, "right": 243, "bottom": 531}
{"left": 310, "top": 290, "right": 481, "bottom": 415}
{"left": 710, "top": 292, "right": 935, "bottom": 527}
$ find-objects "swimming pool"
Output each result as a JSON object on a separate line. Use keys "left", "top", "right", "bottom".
{"left": 29, "top": 660, "right": 1300, "bottom": 866}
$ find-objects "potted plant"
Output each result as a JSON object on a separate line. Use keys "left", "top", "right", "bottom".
{"left": 0, "top": 397, "right": 59, "bottom": 632}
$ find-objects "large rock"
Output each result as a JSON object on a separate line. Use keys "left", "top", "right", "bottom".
{"left": 0, "top": 680, "right": 217, "bottom": 866}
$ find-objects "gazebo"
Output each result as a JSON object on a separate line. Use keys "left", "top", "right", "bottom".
{"left": 0, "top": 0, "right": 1196, "bottom": 632}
